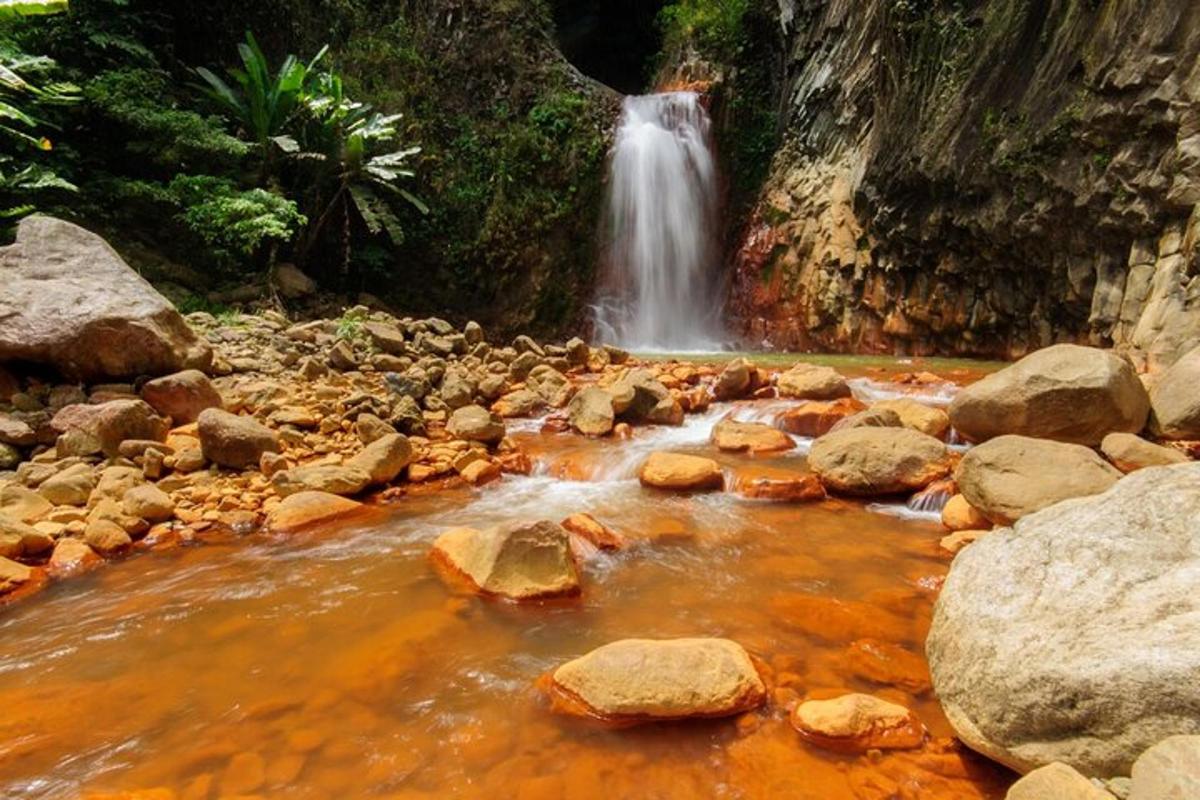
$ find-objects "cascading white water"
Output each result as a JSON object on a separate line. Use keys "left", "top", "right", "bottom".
{"left": 592, "top": 92, "right": 726, "bottom": 352}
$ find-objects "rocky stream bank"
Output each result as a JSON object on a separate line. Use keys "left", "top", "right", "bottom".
{"left": 1, "top": 216, "right": 1199, "bottom": 799}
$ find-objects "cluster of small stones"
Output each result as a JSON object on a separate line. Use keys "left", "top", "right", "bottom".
{"left": 0, "top": 308, "right": 772, "bottom": 604}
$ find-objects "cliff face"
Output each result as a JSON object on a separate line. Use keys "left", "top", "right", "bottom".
{"left": 730, "top": 0, "right": 1200, "bottom": 367}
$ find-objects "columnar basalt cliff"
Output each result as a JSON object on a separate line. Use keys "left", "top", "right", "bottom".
{"left": 728, "top": 0, "right": 1200, "bottom": 367}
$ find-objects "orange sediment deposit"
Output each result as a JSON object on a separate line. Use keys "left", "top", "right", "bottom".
{"left": 0, "top": 341, "right": 1023, "bottom": 798}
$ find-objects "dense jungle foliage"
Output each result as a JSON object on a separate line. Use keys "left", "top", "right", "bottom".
{"left": 0, "top": 0, "right": 780, "bottom": 334}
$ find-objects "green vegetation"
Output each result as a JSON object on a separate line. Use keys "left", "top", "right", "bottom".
{"left": 1, "top": 0, "right": 611, "bottom": 335}
{"left": 656, "top": 0, "right": 780, "bottom": 203}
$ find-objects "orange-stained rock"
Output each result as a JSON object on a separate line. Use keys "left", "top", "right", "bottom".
{"left": 265, "top": 490, "right": 362, "bottom": 533}
{"left": 791, "top": 693, "right": 926, "bottom": 753}
{"left": 734, "top": 471, "right": 826, "bottom": 503}
{"left": 47, "top": 537, "right": 103, "bottom": 578}
{"left": 460, "top": 459, "right": 502, "bottom": 486}
{"left": 430, "top": 520, "right": 580, "bottom": 601}
{"left": 561, "top": 513, "right": 625, "bottom": 551}
{"left": 545, "top": 638, "right": 766, "bottom": 723}
{"left": 777, "top": 398, "right": 867, "bottom": 437}
{"left": 638, "top": 452, "right": 724, "bottom": 492}
{"left": 711, "top": 419, "right": 794, "bottom": 453}
{"left": 497, "top": 451, "right": 533, "bottom": 475}
{"left": 941, "top": 493, "right": 989, "bottom": 531}
{"left": 844, "top": 639, "right": 932, "bottom": 694}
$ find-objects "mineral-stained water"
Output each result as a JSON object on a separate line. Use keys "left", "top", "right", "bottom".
{"left": 593, "top": 92, "right": 727, "bottom": 352}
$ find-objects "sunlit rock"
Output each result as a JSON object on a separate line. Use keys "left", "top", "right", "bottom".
{"left": 1149, "top": 345, "right": 1200, "bottom": 439}
{"left": 791, "top": 693, "right": 925, "bottom": 753}
{"left": 567, "top": 387, "right": 615, "bottom": 436}
{"left": 776, "top": 397, "right": 865, "bottom": 437}
{"left": 430, "top": 520, "right": 580, "bottom": 600}
{"left": 940, "top": 493, "right": 990, "bottom": 531}
{"left": 266, "top": 490, "right": 362, "bottom": 533}
{"left": 0, "top": 215, "right": 212, "bottom": 380}
{"left": 808, "top": 427, "right": 951, "bottom": 496}
{"left": 711, "top": 418, "right": 794, "bottom": 453}
{"left": 872, "top": 398, "right": 951, "bottom": 439}
{"left": 197, "top": 408, "right": 280, "bottom": 469}
{"left": 547, "top": 638, "right": 765, "bottom": 722}
{"left": 639, "top": 451, "right": 724, "bottom": 491}
{"left": 447, "top": 404, "right": 506, "bottom": 445}
{"left": 140, "top": 369, "right": 223, "bottom": 425}
{"left": 776, "top": 363, "right": 851, "bottom": 400}
{"left": 955, "top": 435, "right": 1120, "bottom": 524}
{"left": 1130, "top": 735, "right": 1200, "bottom": 800}
{"left": 1005, "top": 762, "right": 1115, "bottom": 800}
{"left": 1100, "top": 432, "right": 1188, "bottom": 473}
{"left": 949, "top": 344, "right": 1149, "bottom": 445}
{"left": 929, "top": 463, "right": 1200, "bottom": 777}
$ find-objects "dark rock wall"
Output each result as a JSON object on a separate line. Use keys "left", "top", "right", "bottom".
{"left": 729, "top": 0, "right": 1200, "bottom": 366}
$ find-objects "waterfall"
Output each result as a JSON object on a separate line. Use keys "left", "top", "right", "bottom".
{"left": 592, "top": 92, "right": 726, "bottom": 352}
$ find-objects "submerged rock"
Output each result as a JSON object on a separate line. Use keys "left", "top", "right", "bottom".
{"left": 955, "top": 435, "right": 1121, "bottom": 524}
{"left": 948, "top": 344, "right": 1149, "bottom": 445}
{"left": 791, "top": 693, "right": 925, "bottom": 753}
{"left": 547, "top": 638, "right": 766, "bottom": 722}
{"left": 808, "top": 427, "right": 951, "bottom": 495}
{"left": 639, "top": 452, "right": 724, "bottom": 492}
{"left": 0, "top": 215, "right": 212, "bottom": 380}
{"left": 430, "top": 520, "right": 579, "bottom": 600}
{"left": 928, "top": 463, "right": 1200, "bottom": 777}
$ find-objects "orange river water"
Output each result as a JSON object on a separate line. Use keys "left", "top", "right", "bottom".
{"left": 0, "top": 362, "right": 1016, "bottom": 799}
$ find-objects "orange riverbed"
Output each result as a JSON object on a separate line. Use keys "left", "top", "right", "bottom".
{"left": 0, "top": 363, "right": 1014, "bottom": 799}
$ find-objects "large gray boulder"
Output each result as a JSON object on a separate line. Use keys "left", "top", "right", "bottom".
{"left": 0, "top": 216, "right": 212, "bottom": 380}
{"left": 955, "top": 435, "right": 1122, "bottom": 524}
{"left": 1149, "top": 344, "right": 1200, "bottom": 439}
{"left": 928, "top": 463, "right": 1200, "bottom": 778}
{"left": 949, "top": 344, "right": 1149, "bottom": 445}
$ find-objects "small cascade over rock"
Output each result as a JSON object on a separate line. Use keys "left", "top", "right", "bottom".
{"left": 593, "top": 92, "right": 726, "bottom": 352}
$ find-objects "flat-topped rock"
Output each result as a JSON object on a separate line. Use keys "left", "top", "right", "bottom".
{"left": 791, "top": 693, "right": 925, "bottom": 753}
{"left": 0, "top": 216, "right": 212, "bottom": 380}
{"left": 776, "top": 363, "right": 851, "bottom": 400}
{"left": 639, "top": 452, "right": 724, "bottom": 492}
{"left": 711, "top": 419, "right": 794, "bottom": 453}
{"left": 266, "top": 491, "right": 363, "bottom": 533}
{"left": 430, "top": 520, "right": 579, "bottom": 600}
{"left": 548, "top": 638, "right": 766, "bottom": 722}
